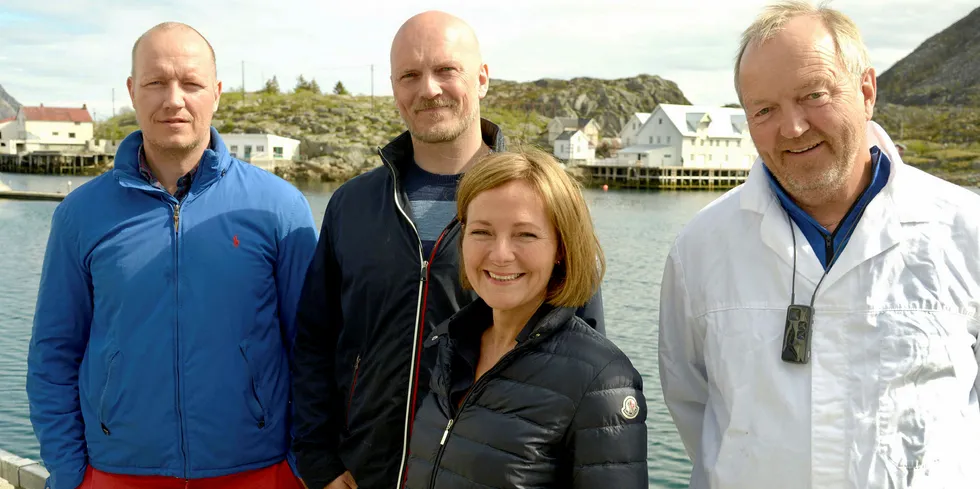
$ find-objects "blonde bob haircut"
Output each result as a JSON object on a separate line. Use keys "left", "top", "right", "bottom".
{"left": 734, "top": 0, "right": 872, "bottom": 103}
{"left": 456, "top": 147, "right": 605, "bottom": 308}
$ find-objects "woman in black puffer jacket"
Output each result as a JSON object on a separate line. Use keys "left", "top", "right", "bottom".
{"left": 406, "top": 148, "right": 648, "bottom": 489}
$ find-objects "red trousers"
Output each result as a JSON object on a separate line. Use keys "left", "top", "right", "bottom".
{"left": 77, "top": 460, "right": 304, "bottom": 489}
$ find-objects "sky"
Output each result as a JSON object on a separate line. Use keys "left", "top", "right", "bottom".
{"left": 0, "top": 0, "right": 976, "bottom": 121}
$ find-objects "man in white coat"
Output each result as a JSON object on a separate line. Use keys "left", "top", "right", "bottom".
{"left": 658, "top": 1, "right": 980, "bottom": 488}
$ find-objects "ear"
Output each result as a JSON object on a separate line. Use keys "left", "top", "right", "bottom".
{"left": 860, "top": 67, "right": 876, "bottom": 121}
{"left": 213, "top": 80, "right": 223, "bottom": 113}
{"left": 477, "top": 63, "right": 489, "bottom": 100}
{"left": 126, "top": 76, "right": 136, "bottom": 106}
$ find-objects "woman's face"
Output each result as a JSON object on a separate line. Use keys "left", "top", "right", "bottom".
{"left": 462, "top": 180, "right": 558, "bottom": 315}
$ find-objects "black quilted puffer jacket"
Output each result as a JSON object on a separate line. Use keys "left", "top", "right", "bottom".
{"left": 406, "top": 299, "right": 648, "bottom": 488}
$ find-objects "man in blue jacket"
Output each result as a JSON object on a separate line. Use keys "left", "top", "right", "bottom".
{"left": 290, "top": 11, "right": 604, "bottom": 489}
{"left": 26, "top": 22, "right": 317, "bottom": 489}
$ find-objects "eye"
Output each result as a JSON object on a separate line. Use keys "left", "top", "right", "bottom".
{"left": 401, "top": 73, "right": 417, "bottom": 80}
{"left": 755, "top": 107, "right": 770, "bottom": 117}
{"left": 468, "top": 229, "right": 490, "bottom": 236}
{"left": 517, "top": 232, "right": 538, "bottom": 239}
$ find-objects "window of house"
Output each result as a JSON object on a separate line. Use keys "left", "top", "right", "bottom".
{"left": 691, "top": 154, "right": 695, "bottom": 160}
{"left": 738, "top": 140, "right": 742, "bottom": 147}
{"left": 69, "top": 133, "right": 76, "bottom": 138}
{"left": 274, "top": 146, "right": 284, "bottom": 158}
{"left": 709, "top": 154, "right": 714, "bottom": 161}
{"left": 649, "top": 136, "right": 653, "bottom": 144}
{"left": 633, "top": 123, "right": 637, "bottom": 130}
{"left": 664, "top": 154, "right": 672, "bottom": 158}
{"left": 231, "top": 145, "right": 238, "bottom": 152}
{"left": 656, "top": 136, "right": 661, "bottom": 144}
{"left": 53, "top": 132, "right": 59, "bottom": 136}
{"left": 257, "top": 145, "right": 265, "bottom": 152}
{"left": 667, "top": 136, "right": 671, "bottom": 143}
{"left": 659, "top": 118, "right": 662, "bottom": 124}
{"left": 726, "top": 140, "right": 731, "bottom": 147}
{"left": 700, "top": 139, "right": 705, "bottom": 146}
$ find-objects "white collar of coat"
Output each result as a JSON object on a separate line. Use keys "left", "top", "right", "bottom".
{"left": 739, "top": 120, "right": 938, "bottom": 225}
{"left": 736, "top": 120, "right": 941, "bottom": 287}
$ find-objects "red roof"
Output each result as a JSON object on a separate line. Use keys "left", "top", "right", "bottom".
{"left": 21, "top": 106, "right": 93, "bottom": 123}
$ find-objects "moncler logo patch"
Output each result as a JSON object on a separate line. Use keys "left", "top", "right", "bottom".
{"left": 621, "top": 395, "right": 639, "bottom": 420}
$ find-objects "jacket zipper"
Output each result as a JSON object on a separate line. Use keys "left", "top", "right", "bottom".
{"left": 381, "top": 151, "right": 456, "bottom": 489}
{"left": 172, "top": 202, "right": 188, "bottom": 477}
{"left": 346, "top": 354, "right": 361, "bottom": 428}
{"left": 426, "top": 345, "right": 531, "bottom": 489}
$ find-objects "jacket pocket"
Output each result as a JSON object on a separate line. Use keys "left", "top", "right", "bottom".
{"left": 239, "top": 342, "right": 267, "bottom": 428}
{"left": 98, "top": 350, "right": 120, "bottom": 436}
{"left": 875, "top": 311, "right": 965, "bottom": 471}
{"left": 346, "top": 354, "right": 361, "bottom": 428}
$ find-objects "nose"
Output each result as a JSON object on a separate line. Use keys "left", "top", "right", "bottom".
{"left": 779, "top": 103, "right": 809, "bottom": 140}
{"left": 419, "top": 73, "right": 442, "bottom": 100}
{"left": 489, "top": 236, "right": 516, "bottom": 264}
{"left": 162, "top": 81, "right": 186, "bottom": 110}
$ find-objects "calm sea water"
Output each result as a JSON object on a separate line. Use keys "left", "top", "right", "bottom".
{"left": 14, "top": 169, "right": 925, "bottom": 487}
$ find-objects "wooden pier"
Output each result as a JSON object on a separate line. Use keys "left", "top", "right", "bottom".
{"left": 0, "top": 152, "right": 112, "bottom": 176}
{"left": 580, "top": 164, "right": 750, "bottom": 190}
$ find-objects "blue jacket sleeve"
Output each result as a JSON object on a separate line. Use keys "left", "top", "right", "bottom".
{"left": 276, "top": 191, "right": 319, "bottom": 364}
{"left": 26, "top": 203, "right": 92, "bottom": 489}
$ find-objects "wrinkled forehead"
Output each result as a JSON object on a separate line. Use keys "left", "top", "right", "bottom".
{"left": 738, "top": 28, "right": 841, "bottom": 96}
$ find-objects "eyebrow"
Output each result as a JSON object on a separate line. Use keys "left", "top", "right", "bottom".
{"left": 468, "top": 219, "right": 542, "bottom": 229}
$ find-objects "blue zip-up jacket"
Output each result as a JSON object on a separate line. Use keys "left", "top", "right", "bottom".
{"left": 26, "top": 127, "right": 318, "bottom": 489}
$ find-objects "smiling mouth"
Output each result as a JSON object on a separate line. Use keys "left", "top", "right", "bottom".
{"left": 486, "top": 271, "right": 523, "bottom": 281}
{"left": 786, "top": 142, "right": 822, "bottom": 154}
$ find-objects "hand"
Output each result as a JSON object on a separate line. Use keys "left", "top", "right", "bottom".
{"left": 323, "top": 471, "right": 357, "bottom": 489}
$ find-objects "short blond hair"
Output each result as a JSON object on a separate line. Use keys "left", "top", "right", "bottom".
{"left": 734, "top": 0, "right": 871, "bottom": 102}
{"left": 456, "top": 148, "right": 604, "bottom": 308}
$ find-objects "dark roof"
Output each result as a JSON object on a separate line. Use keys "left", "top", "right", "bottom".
{"left": 556, "top": 130, "right": 578, "bottom": 141}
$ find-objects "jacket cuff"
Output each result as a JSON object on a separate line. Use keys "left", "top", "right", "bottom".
{"left": 297, "top": 452, "right": 346, "bottom": 489}
{"left": 47, "top": 463, "right": 86, "bottom": 489}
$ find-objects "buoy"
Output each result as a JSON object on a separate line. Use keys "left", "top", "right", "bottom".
{"left": 602, "top": 184, "right": 609, "bottom": 191}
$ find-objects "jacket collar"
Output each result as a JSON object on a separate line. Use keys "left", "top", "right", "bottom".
{"left": 428, "top": 297, "right": 576, "bottom": 347}
{"left": 113, "top": 126, "right": 232, "bottom": 196}
{"left": 378, "top": 118, "right": 506, "bottom": 178}
{"left": 740, "top": 120, "right": 928, "bottom": 289}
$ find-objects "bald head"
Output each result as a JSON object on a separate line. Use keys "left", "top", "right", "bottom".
{"left": 390, "top": 11, "right": 482, "bottom": 70}
{"left": 132, "top": 22, "right": 216, "bottom": 78}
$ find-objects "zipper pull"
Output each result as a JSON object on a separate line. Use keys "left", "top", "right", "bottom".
{"left": 173, "top": 204, "right": 181, "bottom": 233}
{"left": 421, "top": 260, "right": 429, "bottom": 282}
{"left": 440, "top": 419, "right": 454, "bottom": 445}
{"left": 354, "top": 355, "right": 360, "bottom": 370}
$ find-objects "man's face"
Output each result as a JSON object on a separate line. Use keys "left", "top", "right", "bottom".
{"left": 390, "top": 23, "right": 488, "bottom": 144}
{"left": 738, "top": 16, "right": 875, "bottom": 206}
{"left": 127, "top": 28, "right": 221, "bottom": 152}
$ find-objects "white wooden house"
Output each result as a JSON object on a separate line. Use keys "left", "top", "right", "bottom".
{"left": 0, "top": 104, "right": 94, "bottom": 155}
{"left": 553, "top": 130, "right": 595, "bottom": 166}
{"left": 547, "top": 117, "right": 600, "bottom": 146}
{"left": 617, "top": 104, "right": 757, "bottom": 168}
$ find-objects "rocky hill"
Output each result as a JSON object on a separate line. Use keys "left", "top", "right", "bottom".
{"left": 0, "top": 84, "right": 21, "bottom": 119}
{"left": 97, "top": 74, "right": 691, "bottom": 182}
{"left": 876, "top": 6, "right": 980, "bottom": 107}
{"left": 482, "top": 74, "right": 690, "bottom": 138}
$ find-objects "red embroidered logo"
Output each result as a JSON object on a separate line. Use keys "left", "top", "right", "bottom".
{"left": 233, "top": 235, "right": 240, "bottom": 248}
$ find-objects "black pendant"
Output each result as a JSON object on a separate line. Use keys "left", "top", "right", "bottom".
{"left": 781, "top": 305, "right": 814, "bottom": 364}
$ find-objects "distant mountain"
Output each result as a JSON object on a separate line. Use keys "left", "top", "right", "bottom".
{"left": 877, "top": 6, "right": 980, "bottom": 106}
{"left": 0, "top": 84, "right": 21, "bottom": 119}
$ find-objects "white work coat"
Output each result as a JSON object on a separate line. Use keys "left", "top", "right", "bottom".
{"left": 658, "top": 121, "right": 980, "bottom": 489}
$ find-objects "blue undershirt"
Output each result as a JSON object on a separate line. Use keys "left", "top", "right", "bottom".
{"left": 763, "top": 146, "right": 891, "bottom": 271}
{"left": 403, "top": 161, "right": 462, "bottom": 258}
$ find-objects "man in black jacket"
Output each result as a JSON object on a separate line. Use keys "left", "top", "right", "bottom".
{"left": 291, "top": 11, "right": 604, "bottom": 489}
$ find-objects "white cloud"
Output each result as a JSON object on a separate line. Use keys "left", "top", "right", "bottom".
{"left": 0, "top": 0, "right": 975, "bottom": 121}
